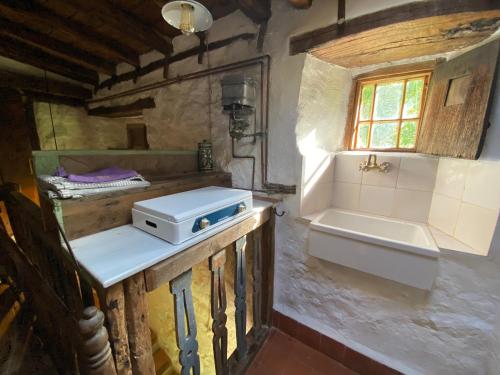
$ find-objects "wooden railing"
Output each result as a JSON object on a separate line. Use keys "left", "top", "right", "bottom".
{"left": 0, "top": 184, "right": 276, "bottom": 375}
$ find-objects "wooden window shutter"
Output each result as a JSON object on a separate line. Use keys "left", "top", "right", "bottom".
{"left": 417, "top": 40, "right": 499, "bottom": 159}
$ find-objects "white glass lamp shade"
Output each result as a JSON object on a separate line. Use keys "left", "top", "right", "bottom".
{"left": 162, "top": 0, "right": 213, "bottom": 36}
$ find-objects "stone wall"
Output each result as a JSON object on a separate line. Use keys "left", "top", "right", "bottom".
{"left": 34, "top": 103, "right": 128, "bottom": 150}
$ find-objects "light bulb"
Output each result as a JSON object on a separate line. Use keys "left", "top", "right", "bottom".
{"left": 179, "top": 3, "right": 195, "bottom": 35}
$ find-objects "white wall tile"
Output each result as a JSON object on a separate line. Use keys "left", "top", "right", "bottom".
{"left": 333, "top": 154, "right": 363, "bottom": 184}
{"left": 362, "top": 155, "right": 401, "bottom": 187}
{"left": 392, "top": 189, "right": 433, "bottom": 223}
{"left": 397, "top": 157, "right": 438, "bottom": 192}
{"left": 301, "top": 181, "right": 333, "bottom": 216}
{"left": 359, "top": 185, "right": 395, "bottom": 217}
{"left": 331, "top": 182, "right": 360, "bottom": 210}
{"left": 454, "top": 203, "right": 499, "bottom": 256}
{"left": 463, "top": 161, "right": 500, "bottom": 209}
{"left": 434, "top": 158, "right": 469, "bottom": 200}
{"left": 428, "top": 193, "right": 461, "bottom": 235}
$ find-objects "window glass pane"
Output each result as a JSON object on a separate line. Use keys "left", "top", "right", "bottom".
{"left": 403, "top": 78, "right": 424, "bottom": 118}
{"left": 359, "top": 85, "right": 374, "bottom": 121}
{"left": 356, "top": 122, "right": 370, "bottom": 148}
{"left": 399, "top": 120, "right": 417, "bottom": 148}
{"left": 373, "top": 81, "right": 404, "bottom": 120}
{"left": 370, "top": 122, "right": 398, "bottom": 148}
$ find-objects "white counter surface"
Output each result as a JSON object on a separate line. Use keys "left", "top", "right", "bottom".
{"left": 70, "top": 199, "right": 272, "bottom": 288}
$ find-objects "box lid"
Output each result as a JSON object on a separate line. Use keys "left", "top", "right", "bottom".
{"left": 133, "top": 186, "right": 252, "bottom": 223}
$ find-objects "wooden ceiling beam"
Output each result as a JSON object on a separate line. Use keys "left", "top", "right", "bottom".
{"left": 0, "top": 0, "right": 139, "bottom": 67}
{"left": 0, "top": 18, "right": 115, "bottom": 76}
{"left": 0, "top": 37, "right": 98, "bottom": 85}
{"left": 26, "top": 91, "right": 85, "bottom": 107}
{"left": 87, "top": 98, "right": 155, "bottom": 118}
{"left": 290, "top": 0, "right": 500, "bottom": 55}
{"left": 238, "top": 0, "right": 271, "bottom": 24}
{"left": 0, "top": 70, "right": 92, "bottom": 99}
{"left": 288, "top": 0, "right": 313, "bottom": 9}
{"left": 63, "top": 0, "right": 173, "bottom": 56}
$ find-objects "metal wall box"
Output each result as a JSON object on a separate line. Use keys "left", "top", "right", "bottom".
{"left": 221, "top": 74, "right": 257, "bottom": 109}
{"left": 132, "top": 186, "right": 253, "bottom": 244}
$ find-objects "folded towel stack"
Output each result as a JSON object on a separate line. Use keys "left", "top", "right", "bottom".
{"left": 39, "top": 167, "right": 151, "bottom": 199}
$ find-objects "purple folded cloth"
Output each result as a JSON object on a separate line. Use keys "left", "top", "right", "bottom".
{"left": 53, "top": 166, "right": 139, "bottom": 183}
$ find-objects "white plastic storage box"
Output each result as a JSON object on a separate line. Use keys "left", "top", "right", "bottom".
{"left": 132, "top": 186, "right": 253, "bottom": 244}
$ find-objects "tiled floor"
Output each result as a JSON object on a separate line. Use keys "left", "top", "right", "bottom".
{"left": 246, "top": 329, "right": 358, "bottom": 375}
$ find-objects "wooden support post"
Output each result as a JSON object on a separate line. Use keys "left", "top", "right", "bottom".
{"left": 209, "top": 249, "right": 229, "bottom": 375}
{"left": 170, "top": 269, "right": 200, "bottom": 375}
{"left": 252, "top": 228, "right": 263, "bottom": 333}
{"left": 234, "top": 236, "right": 247, "bottom": 360}
{"left": 261, "top": 214, "right": 275, "bottom": 326}
{"left": 196, "top": 32, "right": 206, "bottom": 64}
{"left": 104, "top": 283, "right": 132, "bottom": 375}
{"left": 123, "top": 273, "right": 155, "bottom": 375}
{"left": 79, "top": 306, "right": 117, "bottom": 375}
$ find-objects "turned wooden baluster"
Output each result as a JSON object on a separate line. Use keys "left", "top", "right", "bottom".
{"left": 210, "top": 249, "right": 229, "bottom": 375}
{"left": 170, "top": 269, "right": 201, "bottom": 375}
{"left": 234, "top": 236, "right": 247, "bottom": 360}
{"left": 252, "top": 228, "right": 263, "bottom": 333}
{"left": 78, "top": 306, "right": 117, "bottom": 375}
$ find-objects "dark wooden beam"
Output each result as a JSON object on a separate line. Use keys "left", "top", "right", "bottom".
{"left": 238, "top": 0, "right": 271, "bottom": 24}
{"left": 98, "top": 33, "right": 256, "bottom": 90}
{"left": 26, "top": 91, "right": 85, "bottom": 107}
{"left": 0, "top": 37, "right": 99, "bottom": 85}
{"left": 290, "top": 0, "right": 500, "bottom": 55}
{"left": 87, "top": 98, "right": 155, "bottom": 118}
{"left": 0, "top": 0, "right": 139, "bottom": 67}
{"left": 0, "top": 70, "right": 92, "bottom": 99}
{"left": 0, "top": 18, "right": 115, "bottom": 76}
{"left": 288, "top": 0, "right": 313, "bottom": 9}
{"left": 63, "top": 0, "right": 173, "bottom": 56}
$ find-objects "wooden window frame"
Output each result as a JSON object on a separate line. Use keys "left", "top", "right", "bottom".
{"left": 347, "top": 70, "right": 432, "bottom": 152}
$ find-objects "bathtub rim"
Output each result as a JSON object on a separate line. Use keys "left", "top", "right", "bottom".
{"left": 310, "top": 208, "right": 440, "bottom": 259}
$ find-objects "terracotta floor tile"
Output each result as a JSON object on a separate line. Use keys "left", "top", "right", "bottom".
{"left": 282, "top": 358, "right": 315, "bottom": 375}
{"left": 247, "top": 329, "right": 359, "bottom": 375}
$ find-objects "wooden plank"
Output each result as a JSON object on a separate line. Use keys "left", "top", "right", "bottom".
{"left": 58, "top": 172, "right": 231, "bottom": 240}
{"left": 252, "top": 228, "right": 263, "bottom": 332}
{"left": 261, "top": 213, "right": 275, "bottom": 326}
{"left": 145, "top": 207, "right": 271, "bottom": 291}
{"left": 0, "top": 36, "right": 98, "bottom": 85}
{"left": 88, "top": 98, "right": 156, "bottom": 118}
{"left": 290, "top": 0, "right": 500, "bottom": 55}
{"left": 234, "top": 236, "right": 248, "bottom": 360}
{"left": 0, "top": 18, "right": 115, "bottom": 75}
{"left": 209, "top": 249, "right": 229, "bottom": 375}
{"left": 288, "top": 0, "right": 313, "bottom": 9}
{"left": 310, "top": 11, "right": 500, "bottom": 67}
{"left": 103, "top": 283, "right": 132, "bottom": 375}
{"left": 98, "top": 33, "right": 256, "bottom": 90}
{"left": 0, "top": 0, "right": 139, "bottom": 67}
{"left": 417, "top": 40, "right": 499, "bottom": 159}
{"left": 228, "top": 327, "right": 270, "bottom": 375}
{"left": 26, "top": 91, "right": 85, "bottom": 107}
{"left": 63, "top": 0, "right": 173, "bottom": 56}
{"left": 123, "top": 273, "right": 155, "bottom": 375}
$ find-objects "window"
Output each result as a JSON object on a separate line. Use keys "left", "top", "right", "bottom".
{"left": 351, "top": 72, "right": 431, "bottom": 151}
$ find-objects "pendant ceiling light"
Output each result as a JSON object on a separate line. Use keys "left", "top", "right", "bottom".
{"left": 161, "top": 0, "right": 213, "bottom": 36}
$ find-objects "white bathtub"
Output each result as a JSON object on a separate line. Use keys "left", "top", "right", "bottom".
{"left": 309, "top": 208, "right": 439, "bottom": 290}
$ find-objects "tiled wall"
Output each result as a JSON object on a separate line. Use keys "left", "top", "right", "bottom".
{"left": 332, "top": 153, "right": 438, "bottom": 222}
{"left": 330, "top": 152, "right": 500, "bottom": 256}
{"left": 429, "top": 158, "right": 500, "bottom": 255}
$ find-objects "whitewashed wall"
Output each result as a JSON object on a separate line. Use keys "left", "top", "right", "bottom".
{"left": 79, "top": 0, "right": 500, "bottom": 374}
